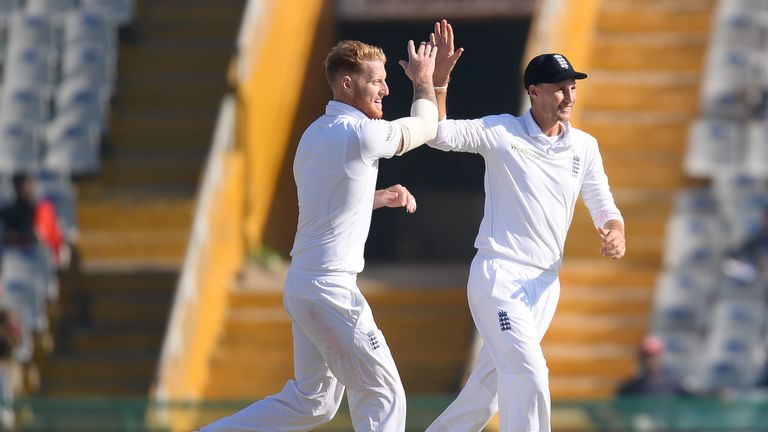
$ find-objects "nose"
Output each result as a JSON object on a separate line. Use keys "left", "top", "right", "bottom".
{"left": 382, "top": 81, "right": 389, "bottom": 96}
{"left": 564, "top": 88, "right": 575, "bottom": 104}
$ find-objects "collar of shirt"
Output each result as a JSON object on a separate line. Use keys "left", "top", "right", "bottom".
{"left": 522, "top": 109, "right": 572, "bottom": 154}
{"left": 326, "top": 100, "right": 369, "bottom": 121}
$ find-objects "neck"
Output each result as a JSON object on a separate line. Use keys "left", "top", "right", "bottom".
{"left": 531, "top": 110, "right": 561, "bottom": 137}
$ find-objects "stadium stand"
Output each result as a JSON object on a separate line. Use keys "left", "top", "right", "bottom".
{"left": 654, "top": 0, "right": 768, "bottom": 397}
{"left": 0, "top": 0, "right": 243, "bottom": 428}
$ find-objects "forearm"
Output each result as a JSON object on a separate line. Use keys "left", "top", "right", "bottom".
{"left": 414, "top": 78, "right": 437, "bottom": 105}
{"left": 394, "top": 85, "right": 438, "bottom": 155}
{"left": 435, "top": 86, "right": 448, "bottom": 120}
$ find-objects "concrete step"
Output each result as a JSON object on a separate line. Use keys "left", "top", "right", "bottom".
{"left": 597, "top": 0, "right": 714, "bottom": 34}
{"left": 580, "top": 71, "right": 701, "bottom": 115}
{"left": 550, "top": 375, "right": 622, "bottom": 400}
{"left": 110, "top": 110, "right": 215, "bottom": 149}
{"left": 115, "top": 75, "right": 227, "bottom": 111}
{"left": 91, "top": 156, "right": 204, "bottom": 190}
{"left": 137, "top": 0, "right": 246, "bottom": 22}
{"left": 545, "top": 343, "right": 636, "bottom": 377}
{"left": 578, "top": 111, "right": 690, "bottom": 152}
{"left": 76, "top": 268, "right": 178, "bottom": 293}
{"left": 601, "top": 148, "right": 685, "bottom": 173}
{"left": 557, "top": 286, "right": 652, "bottom": 314}
{"left": 118, "top": 43, "right": 233, "bottom": 75}
{"left": 68, "top": 328, "right": 164, "bottom": 353}
{"left": 78, "top": 198, "right": 194, "bottom": 232}
{"left": 78, "top": 230, "right": 188, "bottom": 263}
{"left": 40, "top": 378, "right": 150, "bottom": 397}
{"left": 77, "top": 182, "right": 198, "bottom": 201}
{"left": 545, "top": 312, "right": 649, "bottom": 345}
{"left": 590, "top": 33, "right": 707, "bottom": 71}
{"left": 43, "top": 353, "right": 156, "bottom": 382}
{"left": 139, "top": 19, "right": 242, "bottom": 41}
{"left": 90, "top": 297, "right": 171, "bottom": 327}
{"left": 559, "top": 260, "right": 658, "bottom": 286}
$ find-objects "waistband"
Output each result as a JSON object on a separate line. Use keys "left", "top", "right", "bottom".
{"left": 474, "top": 251, "right": 559, "bottom": 281}
{"left": 288, "top": 264, "right": 358, "bottom": 281}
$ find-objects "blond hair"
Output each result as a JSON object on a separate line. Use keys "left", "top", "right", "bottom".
{"left": 324, "top": 40, "right": 386, "bottom": 86}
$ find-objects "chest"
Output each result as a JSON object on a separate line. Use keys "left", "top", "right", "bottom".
{"left": 497, "top": 137, "right": 585, "bottom": 195}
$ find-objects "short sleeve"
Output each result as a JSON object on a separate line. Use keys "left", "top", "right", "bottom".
{"left": 357, "top": 120, "right": 402, "bottom": 164}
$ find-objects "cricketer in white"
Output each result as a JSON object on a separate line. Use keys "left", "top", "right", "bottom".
{"left": 200, "top": 39, "right": 438, "bottom": 432}
{"left": 424, "top": 20, "right": 626, "bottom": 432}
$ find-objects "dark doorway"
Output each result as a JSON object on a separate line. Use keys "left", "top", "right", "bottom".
{"left": 337, "top": 18, "right": 531, "bottom": 263}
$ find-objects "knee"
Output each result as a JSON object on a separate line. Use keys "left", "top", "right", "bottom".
{"left": 313, "top": 400, "right": 341, "bottom": 424}
{"left": 293, "top": 379, "right": 344, "bottom": 424}
{"left": 311, "top": 385, "right": 344, "bottom": 423}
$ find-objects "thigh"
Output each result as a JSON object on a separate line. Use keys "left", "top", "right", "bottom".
{"left": 285, "top": 275, "right": 401, "bottom": 391}
{"left": 291, "top": 319, "right": 340, "bottom": 396}
{"left": 467, "top": 257, "right": 545, "bottom": 376}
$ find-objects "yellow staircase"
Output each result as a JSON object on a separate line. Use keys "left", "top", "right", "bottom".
{"left": 40, "top": 0, "right": 246, "bottom": 396}
{"left": 203, "top": 265, "right": 474, "bottom": 400}
{"left": 544, "top": 0, "right": 716, "bottom": 399}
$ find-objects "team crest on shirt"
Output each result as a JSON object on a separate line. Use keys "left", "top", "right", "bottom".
{"left": 367, "top": 330, "right": 380, "bottom": 350}
{"left": 498, "top": 310, "right": 511, "bottom": 332}
{"left": 571, "top": 155, "right": 581, "bottom": 177}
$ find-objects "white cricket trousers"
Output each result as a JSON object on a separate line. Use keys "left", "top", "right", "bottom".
{"left": 201, "top": 267, "right": 406, "bottom": 432}
{"left": 427, "top": 254, "right": 560, "bottom": 432}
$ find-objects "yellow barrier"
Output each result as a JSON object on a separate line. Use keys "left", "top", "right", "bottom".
{"left": 239, "top": 0, "right": 329, "bottom": 252}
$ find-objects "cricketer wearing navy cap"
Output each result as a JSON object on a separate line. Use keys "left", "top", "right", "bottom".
{"left": 523, "top": 53, "right": 588, "bottom": 90}
{"left": 422, "top": 20, "right": 625, "bottom": 432}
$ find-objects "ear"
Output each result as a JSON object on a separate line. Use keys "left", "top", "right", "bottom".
{"left": 528, "top": 84, "right": 537, "bottom": 96}
{"left": 341, "top": 75, "right": 353, "bottom": 93}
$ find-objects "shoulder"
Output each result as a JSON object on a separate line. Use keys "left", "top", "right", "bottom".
{"left": 358, "top": 119, "right": 398, "bottom": 145}
{"left": 569, "top": 126, "right": 598, "bottom": 146}
{"left": 568, "top": 126, "right": 600, "bottom": 158}
{"left": 480, "top": 113, "right": 518, "bottom": 128}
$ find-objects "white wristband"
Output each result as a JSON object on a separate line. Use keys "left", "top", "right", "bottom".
{"left": 434, "top": 85, "right": 448, "bottom": 91}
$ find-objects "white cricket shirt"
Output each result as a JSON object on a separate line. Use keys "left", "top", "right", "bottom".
{"left": 430, "top": 109, "right": 623, "bottom": 272}
{"left": 290, "top": 101, "right": 402, "bottom": 274}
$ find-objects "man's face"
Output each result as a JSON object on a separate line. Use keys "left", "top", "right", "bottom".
{"left": 349, "top": 60, "right": 389, "bottom": 119}
{"left": 530, "top": 79, "right": 577, "bottom": 124}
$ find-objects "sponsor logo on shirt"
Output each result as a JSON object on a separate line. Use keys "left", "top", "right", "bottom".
{"left": 572, "top": 155, "right": 581, "bottom": 177}
{"left": 510, "top": 142, "right": 542, "bottom": 161}
{"left": 384, "top": 123, "right": 395, "bottom": 142}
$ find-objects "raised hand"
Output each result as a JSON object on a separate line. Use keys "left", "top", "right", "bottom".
{"left": 398, "top": 40, "right": 437, "bottom": 88}
{"left": 430, "top": 19, "right": 463, "bottom": 87}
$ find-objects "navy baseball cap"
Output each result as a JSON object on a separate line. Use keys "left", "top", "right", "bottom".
{"left": 523, "top": 53, "right": 588, "bottom": 90}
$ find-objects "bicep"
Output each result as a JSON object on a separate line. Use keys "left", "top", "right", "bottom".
{"left": 358, "top": 120, "right": 402, "bottom": 163}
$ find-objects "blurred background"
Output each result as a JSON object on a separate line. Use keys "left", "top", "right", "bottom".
{"left": 0, "top": 0, "right": 765, "bottom": 430}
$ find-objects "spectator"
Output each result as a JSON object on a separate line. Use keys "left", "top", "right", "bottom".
{"left": 1, "top": 173, "right": 63, "bottom": 264}
{"left": 618, "top": 335, "right": 688, "bottom": 396}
